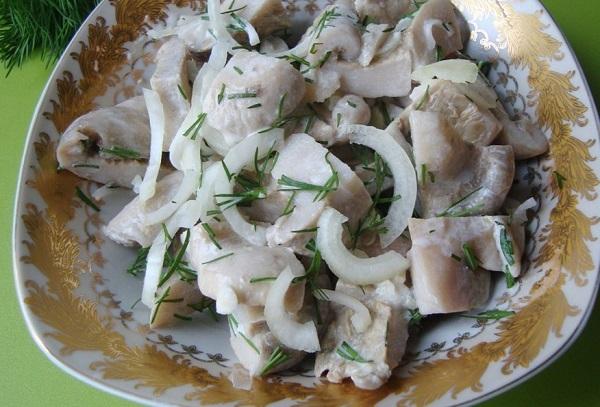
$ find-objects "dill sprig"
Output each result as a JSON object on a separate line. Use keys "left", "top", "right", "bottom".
{"left": 0, "top": 0, "right": 101, "bottom": 75}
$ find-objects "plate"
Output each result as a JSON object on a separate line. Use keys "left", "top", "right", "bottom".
{"left": 12, "top": 0, "right": 600, "bottom": 405}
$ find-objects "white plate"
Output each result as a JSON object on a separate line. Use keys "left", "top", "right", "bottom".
{"left": 12, "top": 0, "right": 600, "bottom": 405}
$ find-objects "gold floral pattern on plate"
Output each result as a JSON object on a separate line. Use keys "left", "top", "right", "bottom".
{"left": 13, "top": 0, "right": 600, "bottom": 405}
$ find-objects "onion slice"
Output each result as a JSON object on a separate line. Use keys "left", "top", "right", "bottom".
{"left": 144, "top": 168, "right": 200, "bottom": 225}
{"left": 265, "top": 267, "right": 320, "bottom": 352}
{"left": 138, "top": 88, "right": 165, "bottom": 202}
{"left": 317, "top": 208, "right": 409, "bottom": 285}
{"left": 317, "top": 289, "right": 371, "bottom": 333}
{"left": 512, "top": 197, "right": 537, "bottom": 226}
{"left": 214, "top": 129, "right": 284, "bottom": 246}
{"left": 411, "top": 59, "right": 479, "bottom": 84}
{"left": 342, "top": 124, "right": 417, "bottom": 247}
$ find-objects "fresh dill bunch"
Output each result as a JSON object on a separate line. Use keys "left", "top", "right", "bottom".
{"left": 0, "top": 0, "right": 100, "bottom": 76}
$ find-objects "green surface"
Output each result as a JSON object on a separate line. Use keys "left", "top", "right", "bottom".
{"left": 1, "top": 1, "right": 599, "bottom": 406}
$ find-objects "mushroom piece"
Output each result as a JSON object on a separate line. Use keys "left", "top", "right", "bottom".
{"left": 331, "top": 50, "right": 413, "bottom": 98}
{"left": 492, "top": 103, "right": 549, "bottom": 160}
{"left": 266, "top": 133, "right": 372, "bottom": 255}
{"left": 149, "top": 275, "right": 206, "bottom": 328}
{"left": 187, "top": 222, "right": 306, "bottom": 314}
{"left": 150, "top": 37, "right": 191, "bottom": 150}
{"left": 314, "top": 276, "right": 412, "bottom": 390}
{"left": 203, "top": 51, "right": 305, "bottom": 146}
{"left": 410, "top": 111, "right": 515, "bottom": 218}
{"left": 400, "top": 80, "right": 503, "bottom": 146}
{"left": 56, "top": 96, "right": 154, "bottom": 187}
{"left": 404, "top": 0, "right": 469, "bottom": 68}
{"left": 353, "top": 0, "right": 414, "bottom": 25}
{"left": 103, "top": 171, "right": 183, "bottom": 248}
{"left": 408, "top": 217, "right": 492, "bottom": 315}
{"left": 409, "top": 216, "right": 524, "bottom": 277}
{"left": 234, "top": 0, "right": 291, "bottom": 39}
{"left": 293, "top": 95, "right": 371, "bottom": 146}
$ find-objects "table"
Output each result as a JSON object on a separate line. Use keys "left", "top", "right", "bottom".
{"left": 1, "top": 1, "right": 599, "bottom": 405}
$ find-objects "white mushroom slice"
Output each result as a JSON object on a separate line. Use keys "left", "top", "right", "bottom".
{"left": 331, "top": 95, "right": 371, "bottom": 142}
{"left": 149, "top": 275, "right": 206, "bottom": 328}
{"left": 405, "top": 0, "right": 469, "bottom": 68}
{"left": 203, "top": 51, "right": 305, "bottom": 146}
{"left": 408, "top": 217, "right": 492, "bottom": 315}
{"left": 492, "top": 104, "right": 549, "bottom": 160}
{"left": 317, "top": 289, "right": 371, "bottom": 333}
{"left": 333, "top": 50, "right": 413, "bottom": 98}
{"left": 265, "top": 268, "right": 320, "bottom": 352}
{"left": 317, "top": 208, "right": 409, "bottom": 285}
{"left": 401, "top": 80, "right": 503, "bottom": 146}
{"left": 409, "top": 216, "right": 524, "bottom": 277}
{"left": 103, "top": 172, "right": 183, "bottom": 247}
{"left": 314, "top": 277, "right": 411, "bottom": 390}
{"left": 150, "top": 37, "right": 190, "bottom": 150}
{"left": 56, "top": 96, "right": 154, "bottom": 187}
{"left": 353, "top": 0, "right": 413, "bottom": 24}
{"left": 411, "top": 111, "right": 515, "bottom": 218}
{"left": 234, "top": 0, "right": 290, "bottom": 39}
{"left": 266, "top": 133, "right": 372, "bottom": 254}
{"left": 187, "top": 222, "right": 306, "bottom": 313}
{"left": 358, "top": 24, "right": 391, "bottom": 67}
{"left": 229, "top": 311, "right": 306, "bottom": 376}
{"left": 306, "top": 5, "right": 362, "bottom": 64}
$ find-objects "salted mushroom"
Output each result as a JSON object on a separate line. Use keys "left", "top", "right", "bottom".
{"left": 266, "top": 133, "right": 372, "bottom": 254}
{"left": 353, "top": 0, "right": 414, "bottom": 25}
{"left": 410, "top": 110, "right": 515, "bottom": 218}
{"left": 203, "top": 51, "right": 305, "bottom": 146}
{"left": 401, "top": 80, "right": 503, "bottom": 146}
{"left": 56, "top": 96, "right": 154, "bottom": 187}
{"left": 492, "top": 103, "right": 549, "bottom": 160}
{"left": 149, "top": 274, "right": 206, "bottom": 328}
{"left": 187, "top": 222, "right": 306, "bottom": 314}
{"left": 314, "top": 277, "right": 412, "bottom": 390}
{"left": 408, "top": 217, "right": 493, "bottom": 315}
{"left": 104, "top": 171, "right": 183, "bottom": 248}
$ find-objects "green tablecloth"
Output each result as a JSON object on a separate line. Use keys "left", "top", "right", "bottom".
{"left": 1, "top": 1, "right": 599, "bottom": 405}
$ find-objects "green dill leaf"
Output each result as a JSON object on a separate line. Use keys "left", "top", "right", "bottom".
{"left": 553, "top": 171, "right": 567, "bottom": 189}
{"left": 173, "top": 313, "right": 192, "bottom": 321}
{"left": 499, "top": 227, "right": 515, "bottom": 266}
{"left": 260, "top": 346, "right": 290, "bottom": 376}
{"left": 409, "top": 308, "right": 423, "bottom": 326}
{"left": 247, "top": 103, "right": 262, "bottom": 109}
{"left": 249, "top": 276, "right": 277, "bottom": 283}
{"left": 127, "top": 247, "right": 150, "bottom": 276}
{"left": 75, "top": 186, "right": 100, "bottom": 212}
{"left": 451, "top": 253, "right": 462, "bottom": 262}
{"left": 99, "top": 145, "right": 141, "bottom": 159}
{"left": 201, "top": 223, "right": 222, "bottom": 250}
{"left": 227, "top": 91, "right": 257, "bottom": 99}
{"left": 73, "top": 163, "right": 99, "bottom": 169}
{"left": 177, "top": 84, "right": 188, "bottom": 101}
{"left": 505, "top": 265, "right": 516, "bottom": 289}
{"left": 436, "top": 187, "right": 484, "bottom": 217}
{"left": 217, "top": 84, "right": 226, "bottom": 104}
{"left": 336, "top": 341, "right": 371, "bottom": 363}
{"left": 233, "top": 66, "right": 243, "bottom": 75}
{"left": 461, "top": 309, "right": 516, "bottom": 321}
{"left": 201, "top": 252, "right": 234, "bottom": 265}
{"left": 462, "top": 243, "right": 480, "bottom": 271}
{"left": 239, "top": 331, "right": 260, "bottom": 354}
{"left": 291, "top": 227, "right": 319, "bottom": 234}
{"left": 347, "top": 100, "right": 357, "bottom": 108}
{"left": 183, "top": 112, "right": 207, "bottom": 140}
